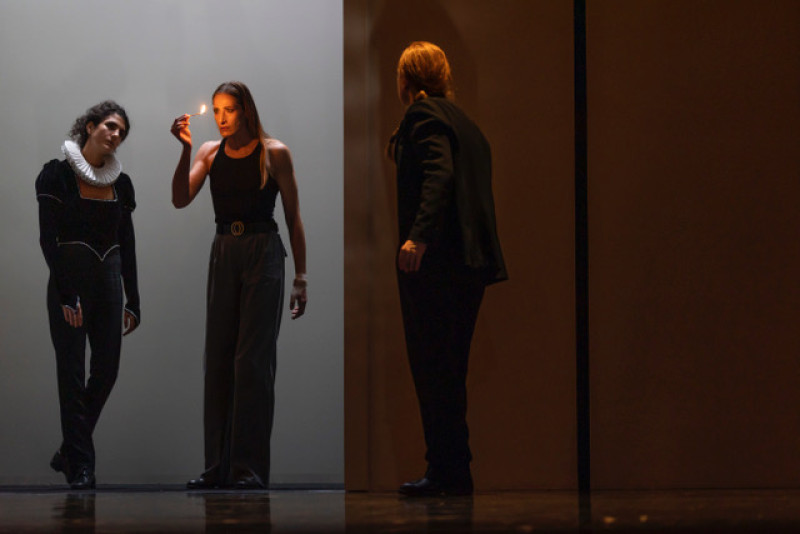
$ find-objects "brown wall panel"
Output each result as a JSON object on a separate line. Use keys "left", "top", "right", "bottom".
{"left": 588, "top": 0, "right": 800, "bottom": 488}
{"left": 348, "top": 0, "right": 800, "bottom": 492}
{"left": 345, "top": 0, "right": 577, "bottom": 490}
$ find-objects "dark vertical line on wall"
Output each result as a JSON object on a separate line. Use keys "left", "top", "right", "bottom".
{"left": 574, "top": 0, "right": 591, "bottom": 506}
{"left": 363, "top": 0, "right": 375, "bottom": 491}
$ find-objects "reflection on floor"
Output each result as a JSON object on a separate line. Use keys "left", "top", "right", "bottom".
{"left": 0, "top": 487, "right": 799, "bottom": 532}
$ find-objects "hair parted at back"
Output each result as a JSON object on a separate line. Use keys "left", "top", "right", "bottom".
{"left": 69, "top": 100, "right": 130, "bottom": 148}
{"left": 397, "top": 41, "right": 454, "bottom": 101}
{"left": 213, "top": 81, "right": 270, "bottom": 188}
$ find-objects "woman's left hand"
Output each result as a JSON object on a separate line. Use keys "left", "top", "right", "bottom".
{"left": 290, "top": 278, "right": 307, "bottom": 320}
{"left": 123, "top": 310, "right": 139, "bottom": 336}
{"left": 398, "top": 240, "right": 427, "bottom": 273}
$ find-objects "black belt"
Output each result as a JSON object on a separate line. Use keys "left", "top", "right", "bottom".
{"left": 216, "top": 220, "right": 277, "bottom": 236}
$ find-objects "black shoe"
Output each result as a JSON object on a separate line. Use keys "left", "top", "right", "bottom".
{"left": 186, "top": 476, "right": 219, "bottom": 489}
{"left": 50, "top": 449, "right": 67, "bottom": 474}
{"left": 69, "top": 466, "right": 96, "bottom": 490}
{"left": 233, "top": 475, "right": 265, "bottom": 490}
{"left": 398, "top": 477, "right": 473, "bottom": 497}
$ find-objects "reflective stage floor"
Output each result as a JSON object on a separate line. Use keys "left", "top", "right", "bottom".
{"left": 1, "top": 487, "right": 799, "bottom": 532}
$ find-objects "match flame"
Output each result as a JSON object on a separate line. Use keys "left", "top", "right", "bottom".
{"left": 188, "top": 104, "right": 208, "bottom": 118}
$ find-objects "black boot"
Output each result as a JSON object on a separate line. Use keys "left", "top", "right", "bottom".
{"left": 399, "top": 469, "right": 473, "bottom": 497}
{"left": 69, "top": 466, "right": 96, "bottom": 490}
{"left": 50, "top": 447, "right": 75, "bottom": 485}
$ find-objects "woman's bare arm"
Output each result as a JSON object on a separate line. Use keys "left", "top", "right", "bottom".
{"left": 269, "top": 140, "right": 308, "bottom": 319}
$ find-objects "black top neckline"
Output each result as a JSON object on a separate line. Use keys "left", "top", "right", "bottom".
{"left": 220, "top": 137, "right": 261, "bottom": 160}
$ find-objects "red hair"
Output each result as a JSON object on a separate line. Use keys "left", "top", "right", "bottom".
{"left": 397, "top": 41, "right": 454, "bottom": 101}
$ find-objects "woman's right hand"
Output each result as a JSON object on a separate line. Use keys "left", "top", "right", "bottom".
{"left": 171, "top": 114, "right": 192, "bottom": 147}
{"left": 62, "top": 301, "right": 83, "bottom": 328}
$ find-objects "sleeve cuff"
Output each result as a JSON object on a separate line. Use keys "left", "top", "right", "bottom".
{"left": 124, "top": 306, "right": 140, "bottom": 325}
{"left": 60, "top": 294, "right": 79, "bottom": 310}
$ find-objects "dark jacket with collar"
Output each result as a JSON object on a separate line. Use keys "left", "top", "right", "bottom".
{"left": 394, "top": 96, "right": 507, "bottom": 284}
{"left": 36, "top": 158, "right": 141, "bottom": 321}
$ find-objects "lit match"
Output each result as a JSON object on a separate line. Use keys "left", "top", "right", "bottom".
{"left": 188, "top": 104, "right": 207, "bottom": 118}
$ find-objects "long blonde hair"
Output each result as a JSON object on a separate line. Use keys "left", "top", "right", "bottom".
{"left": 397, "top": 41, "right": 454, "bottom": 101}
{"left": 213, "top": 81, "right": 270, "bottom": 188}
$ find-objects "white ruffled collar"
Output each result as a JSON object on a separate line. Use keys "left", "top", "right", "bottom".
{"left": 62, "top": 140, "right": 122, "bottom": 186}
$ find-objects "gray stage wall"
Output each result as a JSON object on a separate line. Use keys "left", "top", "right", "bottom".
{"left": 0, "top": 0, "right": 343, "bottom": 485}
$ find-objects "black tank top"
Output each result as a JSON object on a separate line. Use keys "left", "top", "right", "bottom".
{"left": 209, "top": 139, "right": 279, "bottom": 224}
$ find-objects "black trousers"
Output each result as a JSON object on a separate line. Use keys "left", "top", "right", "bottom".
{"left": 47, "top": 246, "right": 122, "bottom": 473}
{"left": 397, "top": 265, "right": 485, "bottom": 480}
{"left": 203, "top": 231, "right": 285, "bottom": 487}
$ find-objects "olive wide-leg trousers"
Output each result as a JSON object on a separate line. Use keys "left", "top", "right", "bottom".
{"left": 202, "top": 231, "right": 285, "bottom": 488}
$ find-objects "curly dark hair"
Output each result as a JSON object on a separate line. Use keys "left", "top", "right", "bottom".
{"left": 68, "top": 100, "right": 130, "bottom": 148}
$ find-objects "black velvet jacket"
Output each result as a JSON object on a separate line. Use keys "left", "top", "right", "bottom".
{"left": 394, "top": 97, "right": 507, "bottom": 284}
{"left": 36, "top": 159, "right": 141, "bottom": 322}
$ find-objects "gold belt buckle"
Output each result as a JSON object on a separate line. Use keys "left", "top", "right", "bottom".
{"left": 230, "top": 221, "right": 245, "bottom": 237}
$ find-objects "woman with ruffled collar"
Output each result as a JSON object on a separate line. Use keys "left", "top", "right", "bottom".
{"left": 35, "top": 100, "right": 141, "bottom": 489}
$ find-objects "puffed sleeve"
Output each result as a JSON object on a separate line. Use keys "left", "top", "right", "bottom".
{"left": 36, "top": 160, "right": 79, "bottom": 309}
{"left": 116, "top": 174, "right": 141, "bottom": 324}
{"left": 405, "top": 112, "right": 457, "bottom": 245}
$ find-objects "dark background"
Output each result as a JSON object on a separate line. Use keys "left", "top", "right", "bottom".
{"left": 344, "top": 0, "right": 800, "bottom": 490}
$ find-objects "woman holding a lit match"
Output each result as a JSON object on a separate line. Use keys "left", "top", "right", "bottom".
{"left": 36, "top": 100, "right": 140, "bottom": 489}
{"left": 170, "top": 81, "right": 307, "bottom": 490}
